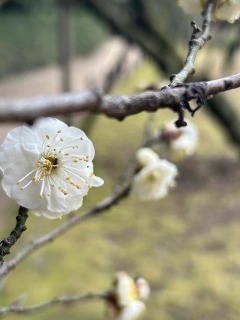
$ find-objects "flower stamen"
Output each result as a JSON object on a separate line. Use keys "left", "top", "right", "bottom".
{"left": 17, "top": 168, "right": 38, "bottom": 185}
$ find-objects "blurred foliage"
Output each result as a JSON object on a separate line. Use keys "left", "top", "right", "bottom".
{"left": 0, "top": 0, "right": 109, "bottom": 78}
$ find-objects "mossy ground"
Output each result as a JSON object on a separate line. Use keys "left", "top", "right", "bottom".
{"left": 0, "top": 60, "right": 240, "bottom": 320}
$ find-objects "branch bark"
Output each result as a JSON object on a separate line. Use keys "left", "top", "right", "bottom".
{"left": 0, "top": 74, "right": 239, "bottom": 126}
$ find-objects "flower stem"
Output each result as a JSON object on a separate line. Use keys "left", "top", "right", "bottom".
{"left": 0, "top": 206, "right": 29, "bottom": 264}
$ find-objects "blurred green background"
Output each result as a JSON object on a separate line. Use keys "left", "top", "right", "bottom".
{"left": 0, "top": 1, "right": 240, "bottom": 320}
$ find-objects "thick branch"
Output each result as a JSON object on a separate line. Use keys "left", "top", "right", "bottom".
{"left": 0, "top": 74, "right": 239, "bottom": 126}
{"left": 0, "top": 89, "right": 102, "bottom": 123}
{"left": 0, "top": 292, "right": 107, "bottom": 316}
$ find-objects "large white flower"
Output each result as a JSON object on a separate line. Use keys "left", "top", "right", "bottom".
{"left": 178, "top": 0, "right": 240, "bottom": 23}
{"left": 162, "top": 120, "right": 198, "bottom": 161}
{"left": 0, "top": 118, "right": 104, "bottom": 219}
{"left": 132, "top": 154, "right": 178, "bottom": 202}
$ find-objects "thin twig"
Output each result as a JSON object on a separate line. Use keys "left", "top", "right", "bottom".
{"left": 171, "top": 0, "right": 215, "bottom": 85}
{"left": 0, "top": 292, "right": 108, "bottom": 316}
{"left": 0, "top": 185, "right": 130, "bottom": 278}
{"left": 0, "top": 207, "right": 28, "bottom": 264}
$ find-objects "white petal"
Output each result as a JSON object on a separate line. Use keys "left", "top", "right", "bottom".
{"left": 116, "top": 301, "right": 145, "bottom": 320}
{"left": 87, "top": 174, "right": 104, "bottom": 187}
{"left": 136, "top": 148, "right": 159, "bottom": 167}
{"left": 135, "top": 278, "right": 151, "bottom": 300}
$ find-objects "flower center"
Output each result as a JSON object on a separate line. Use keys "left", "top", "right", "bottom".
{"left": 38, "top": 156, "right": 59, "bottom": 176}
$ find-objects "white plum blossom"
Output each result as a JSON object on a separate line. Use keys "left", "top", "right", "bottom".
{"left": 109, "top": 272, "right": 150, "bottom": 320}
{"left": 114, "top": 272, "right": 138, "bottom": 307}
{"left": 178, "top": 0, "right": 240, "bottom": 23}
{"left": 162, "top": 120, "right": 198, "bottom": 161}
{"left": 132, "top": 148, "right": 178, "bottom": 202}
{"left": 0, "top": 117, "right": 104, "bottom": 219}
{"left": 132, "top": 160, "right": 178, "bottom": 201}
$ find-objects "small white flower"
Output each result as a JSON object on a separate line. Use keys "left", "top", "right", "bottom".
{"left": 162, "top": 120, "right": 198, "bottom": 161}
{"left": 0, "top": 118, "right": 104, "bottom": 219}
{"left": 109, "top": 272, "right": 150, "bottom": 320}
{"left": 178, "top": 0, "right": 240, "bottom": 23}
{"left": 132, "top": 159, "right": 178, "bottom": 201}
{"left": 136, "top": 148, "right": 159, "bottom": 168}
{"left": 113, "top": 272, "right": 138, "bottom": 307}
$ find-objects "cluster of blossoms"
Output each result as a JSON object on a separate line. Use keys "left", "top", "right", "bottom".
{"left": 107, "top": 271, "right": 150, "bottom": 320}
{"left": 132, "top": 148, "right": 178, "bottom": 201}
{"left": 178, "top": 0, "right": 240, "bottom": 23}
{"left": 161, "top": 120, "right": 198, "bottom": 162}
{"left": 0, "top": 118, "right": 104, "bottom": 219}
{"left": 132, "top": 120, "right": 198, "bottom": 201}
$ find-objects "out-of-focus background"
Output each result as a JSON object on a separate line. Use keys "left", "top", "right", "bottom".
{"left": 0, "top": 0, "right": 240, "bottom": 319}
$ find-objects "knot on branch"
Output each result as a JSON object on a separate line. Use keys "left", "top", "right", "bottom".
{"left": 167, "top": 82, "right": 207, "bottom": 128}
{"left": 190, "top": 21, "right": 201, "bottom": 38}
{"left": 189, "top": 21, "right": 211, "bottom": 49}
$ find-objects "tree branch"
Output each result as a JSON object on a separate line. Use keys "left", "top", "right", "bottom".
{"left": 0, "top": 74, "right": 239, "bottom": 127}
{"left": 0, "top": 292, "right": 107, "bottom": 316}
{"left": 0, "top": 185, "right": 130, "bottom": 278}
{"left": 171, "top": 0, "right": 214, "bottom": 85}
{"left": 0, "top": 207, "right": 28, "bottom": 265}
